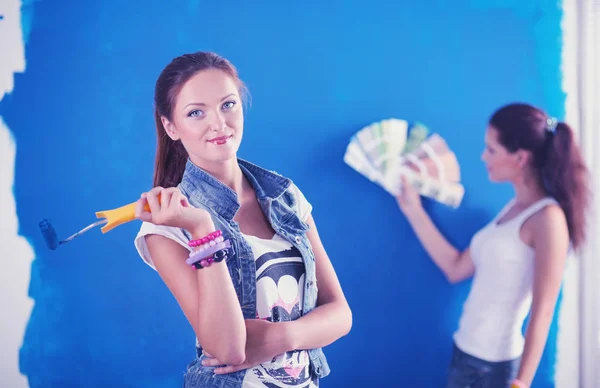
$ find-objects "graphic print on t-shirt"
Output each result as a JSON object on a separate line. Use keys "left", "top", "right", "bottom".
{"left": 243, "top": 234, "right": 318, "bottom": 388}
{"left": 255, "top": 246, "right": 305, "bottom": 322}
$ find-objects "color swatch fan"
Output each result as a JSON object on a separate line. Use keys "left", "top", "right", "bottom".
{"left": 343, "top": 118, "right": 408, "bottom": 187}
{"left": 344, "top": 119, "right": 465, "bottom": 208}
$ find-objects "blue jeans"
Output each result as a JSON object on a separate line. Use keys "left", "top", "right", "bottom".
{"left": 446, "top": 343, "right": 520, "bottom": 388}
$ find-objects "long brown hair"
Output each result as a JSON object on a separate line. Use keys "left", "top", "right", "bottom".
{"left": 153, "top": 52, "right": 248, "bottom": 188}
{"left": 490, "top": 103, "right": 590, "bottom": 250}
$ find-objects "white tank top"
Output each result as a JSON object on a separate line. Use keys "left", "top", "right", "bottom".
{"left": 453, "top": 197, "right": 559, "bottom": 362}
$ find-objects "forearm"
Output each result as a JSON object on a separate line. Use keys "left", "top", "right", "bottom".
{"left": 191, "top": 226, "right": 246, "bottom": 365}
{"left": 515, "top": 313, "right": 554, "bottom": 386}
{"left": 283, "top": 300, "right": 352, "bottom": 351}
{"left": 406, "top": 208, "right": 461, "bottom": 279}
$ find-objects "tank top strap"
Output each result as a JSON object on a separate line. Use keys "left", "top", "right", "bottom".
{"left": 515, "top": 197, "right": 559, "bottom": 226}
{"left": 492, "top": 199, "right": 516, "bottom": 223}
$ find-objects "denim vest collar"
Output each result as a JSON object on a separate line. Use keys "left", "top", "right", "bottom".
{"left": 180, "top": 158, "right": 291, "bottom": 220}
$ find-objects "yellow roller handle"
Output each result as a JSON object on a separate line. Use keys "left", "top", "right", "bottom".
{"left": 95, "top": 194, "right": 159, "bottom": 234}
{"left": 95, "top": 202, "right": 140, "bottom": 233}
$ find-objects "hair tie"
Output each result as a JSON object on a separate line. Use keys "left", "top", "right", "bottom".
{"left": 546, "top": 117, "right": 558, "bottom": 133}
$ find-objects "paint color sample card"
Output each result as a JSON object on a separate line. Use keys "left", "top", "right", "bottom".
{"left": 344, "top": 119, "right": 465, "bottom": 208}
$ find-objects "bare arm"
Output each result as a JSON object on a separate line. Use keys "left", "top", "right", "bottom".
{"left": 137, "top": 187, "right": 246, "bottom": 365}
{"left": 204, "top": 214, "right": 352, "bottom": 375}
{"left": 146, "top": 231, "right": 246, "bottom": 365}
{"left": 515, "top": 205, "right": 569, "bottom": 386}
{"left": 403, "top": 206, "right": 474, "bottom": 283}
{"left": 397, "top": 177, "right": 474, "bottom": 283}
{"left": 283, "top": 214, "right": 352, "bottom": 350}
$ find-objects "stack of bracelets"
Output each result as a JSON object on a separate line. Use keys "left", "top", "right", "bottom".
{"left": 185, "top": 230, "right": 231, "bottom": 270}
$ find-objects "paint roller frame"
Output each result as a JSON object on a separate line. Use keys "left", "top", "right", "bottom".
{"left": 39, "top": 199, "right": 152, "bottom": 250}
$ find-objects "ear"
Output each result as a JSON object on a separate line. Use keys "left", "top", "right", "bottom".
{"left": 515, "top": 149, "right": 531, "bottom": 169}
{"left": 161, "top": 116, "right": 180, "bottom": 141}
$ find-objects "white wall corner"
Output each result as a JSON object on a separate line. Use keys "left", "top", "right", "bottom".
{"left": 560, "top": 0, "right": 600, "bottom": 387}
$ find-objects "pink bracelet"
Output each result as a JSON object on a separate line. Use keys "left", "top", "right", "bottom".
{"left": 188, "top": 236, "right": 225, "bottom": 256}
{"left": 511, "top": 379, "right": 528, "bottom": 388}
{"left": 186, "top": 240, "right": 231, "bottom": 266}
{"left": 188, "top": 230, "right": 222, "bottom": 248}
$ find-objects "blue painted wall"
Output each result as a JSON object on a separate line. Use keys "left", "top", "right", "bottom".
{"left": 4, "top": 1, "right": 565, "bottom": 386}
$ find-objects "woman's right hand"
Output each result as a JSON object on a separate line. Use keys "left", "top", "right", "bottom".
{"left": 395, "top": 175, "right": 424, "bottom": 220}
{"left": 135, "top": 187, "right": 213, "bottom": 233}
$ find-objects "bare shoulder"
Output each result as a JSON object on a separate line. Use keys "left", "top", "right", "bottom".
{"left": 528, "top": 203, "right": 569, "bottom": 248}
{"left": 530, "top": 203, "right": 567, "bottom": 230}
{"left": 521, "top": 203, "right": 568, "bottom": 247}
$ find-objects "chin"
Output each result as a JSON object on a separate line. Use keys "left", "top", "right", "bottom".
{"left": 487, "top": 172, "right": 500, "bottom": 183}
{"left": 488, "top": 174, "right": 510, "bottom": 184}
{"left": 190, "top": 149, "right": 237, "bottom": 167}
{"left": 212, "top": 148, "right": 239, "bottom": 162}
{"left": 203, "top": 141, "right": 240, "bottom": 159}
{"left": 206, "top": 153, "right": 236, "bottom": 164}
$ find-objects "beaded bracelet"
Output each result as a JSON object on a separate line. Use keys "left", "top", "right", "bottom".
{"left": 188, "top": 235, "right": 225, "bottom": 257}
{"left": 188, "top": 230, "right": 222, "bottom": 248}
{"left": 186, "top": 240, "right": 231, "bottom": 266}
{"left": 193, "top": 247, "right": 229, "bottom": 269}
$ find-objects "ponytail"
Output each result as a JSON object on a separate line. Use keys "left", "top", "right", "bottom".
{"left": 541, "top": 122, "right": 590, "bottom": 250}
{"left": 152, "top": 110, "right": 187, "bottom": 188}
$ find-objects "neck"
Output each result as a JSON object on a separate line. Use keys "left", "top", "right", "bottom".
{"left": 512, "top": 169, "right": 547, "bottom": 206}
{"left": 191, "top": 157, "right": 246, "bottom": 194}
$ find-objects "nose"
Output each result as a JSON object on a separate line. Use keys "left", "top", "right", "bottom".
{"left": 208, "top": 109, "right": 226, "bottom": 132}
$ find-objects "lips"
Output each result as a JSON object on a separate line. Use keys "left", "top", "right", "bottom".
{"left": 208, "top": 135, "right": 232, "bottom": 145}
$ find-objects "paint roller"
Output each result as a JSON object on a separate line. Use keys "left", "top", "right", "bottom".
{"left": 39, "top": 197, "right": 155, "bottom": 250}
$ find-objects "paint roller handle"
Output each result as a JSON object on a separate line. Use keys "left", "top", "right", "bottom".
{"left": 96, "top": 189, "right": 211, "bottom": 235}
{"left": 94, "top": 193, "right": 161, "bottom": 234}
{"left": 95, "top": 201, "right": 142, "bottom": 234}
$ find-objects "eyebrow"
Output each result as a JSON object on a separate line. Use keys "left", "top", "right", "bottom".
{"left": 183, "top": 94, "right": 237, "bottom": 110}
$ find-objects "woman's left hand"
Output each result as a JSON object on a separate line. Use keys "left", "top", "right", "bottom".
{"left": 202, "top": 319, "right": 292, "bottom": 374}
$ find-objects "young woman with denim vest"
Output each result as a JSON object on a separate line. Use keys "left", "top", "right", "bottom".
{"left": 397, "top": 103, "right": 589, "bottom": 388}
{"left": 133, "top": 52, "right": 352, "bottom": 387}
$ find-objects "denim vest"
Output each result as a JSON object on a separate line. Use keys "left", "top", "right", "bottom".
{"left": 178, "top": 158, "right": 330, "bottom": 387}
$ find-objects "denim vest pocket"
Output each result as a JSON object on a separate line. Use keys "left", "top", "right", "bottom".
{"left": 184, "top": 356, "right": 246, "bottom": 387}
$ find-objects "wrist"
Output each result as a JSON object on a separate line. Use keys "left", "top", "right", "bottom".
{"left": 279, "top": 321, "right": 299, "bottom": 352}
{"left": 189, "top": 224, "right": 217, "bottom": 240}
{"left": 511, "top": 378, "right": 528, "bottom": 388}
{"left": 181, "top": 210, "right": 215, "bottom": 238}
{"left": 406, "top": 205, "right": 426, "bottom": 224}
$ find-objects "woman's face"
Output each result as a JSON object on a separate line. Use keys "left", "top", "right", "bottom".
{"left": 162, "top": 69, "right": 244, "bottom": 167}
{"left": 481, "top": 125, "right": 526, "bottom": 183}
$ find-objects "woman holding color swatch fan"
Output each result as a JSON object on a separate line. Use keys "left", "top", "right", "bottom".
{"left": 397, "top": 103, "right": 590, "bottom": 388}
